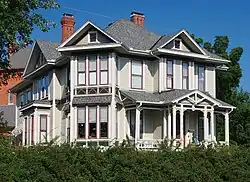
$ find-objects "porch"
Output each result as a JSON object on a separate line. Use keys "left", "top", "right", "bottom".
{"left": 120, "top": 89, "right": 235, "bottom": 149}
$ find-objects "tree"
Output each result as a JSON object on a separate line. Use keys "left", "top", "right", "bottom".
{"left": 0, "top": 0, "right": 59, "bottom": 85}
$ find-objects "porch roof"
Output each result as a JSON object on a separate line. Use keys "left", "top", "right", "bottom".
{"left": 120, "top": 89, "right": 234, "bottom": 108}
{"left": 72, "top": 95, "right": 112, "bottom": 106}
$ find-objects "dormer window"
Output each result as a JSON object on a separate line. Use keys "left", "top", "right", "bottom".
{"left": 174, "top": 39, "right": 181, "bottom": 49}
{"left": 89, "top": 31, "right": 97, "bottom": 43}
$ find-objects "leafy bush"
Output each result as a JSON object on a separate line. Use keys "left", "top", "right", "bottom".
{"left": 0, "top": 136, "right": 250, "bottom": 182}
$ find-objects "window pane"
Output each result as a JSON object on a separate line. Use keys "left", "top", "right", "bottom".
{"left": 183, "top": 77, "right": 188, "bottom": 89}
{"left": 89, "top": 32, "right": 97, "bottom": 42}
{"left": 100, "top": 71, "right": 108, "bottom": 85}
{"left": 89, "top": 107, "right": 96, "bottom": 123}
{"left": 78, "top": 61, "right": 85, "bottom": 72}
{"left": 89, "top": 72, "right": 96, "bottom": 85}
{"left": 89, "top": 123, "right": 97, "bottom": 138}
{"left": 167, "top": 76, "right": 173, "bottom": 88}
{"left": 40, "top": 131, "right": 47, "bottom": 143}
{"left": 199, "top": 80, "right": 204, "bottom": 91}
{"left": 183, "top": 62, "right": 188, "bottom": 76}
{"left": 167, "top": 60, "right": 173, "bottom": 74}
{"left": 175, "top": 40, "right": 181, "bottom": 49}
{"left": 40, "top": 116, "right": 47, "bottom": 130}
{"left": 78, "top": 108, "right": 85, "bottom": 123}
{"left": 78, "top": 123, "right": 85, "bottom": 138}
{"left": 100, "top": 106, "right": 108, "bottom": 123}
{"left": 132, "top": 60, "right": 142, "bottom": 75}
{"left": 89, "top": 56, "right": 96, "bottom": 71}
{"left": 78, "top": 73, "right": 85, "bottom": 85}
{"left": 132, "top": 75, "right": 142, "bottom": 89}
{"left": 100, "top": 55, "right": 108, "bottom": 70}
{"left": 198, "top": 66, "right": 205, "bottom": 80}
{"left": 100, "top": 123, "right": 108, "bottom": 138}
{"left": 198, "top": 66, "right": 205, "bottom": 91}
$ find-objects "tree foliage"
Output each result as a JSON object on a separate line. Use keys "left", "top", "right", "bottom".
{"left": 0, "top": 0, "right": 59, "bottom": 85}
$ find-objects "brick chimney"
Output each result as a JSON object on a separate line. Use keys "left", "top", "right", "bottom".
{"left": 130, "top": 11, "right": 145, "bottom": 27}
{"left": 61, "top": 13, "right": 75, "bottom": 43}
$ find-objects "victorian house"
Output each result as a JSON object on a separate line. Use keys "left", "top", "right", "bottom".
{"left": 11, "top": 12, "right": 234, "bottom": 149}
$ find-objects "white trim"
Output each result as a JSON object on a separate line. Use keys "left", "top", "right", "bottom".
{"left": 156, "top": 48, "right": 230, "bottom": 64}
{"left": 159, "top": 29, "right": 207, "bottom": 55}
{"left": 171, "top": 90, "right": 221, "bottom": 106}
{"left": 19, "top": 103, "right": 51, "bottom": 112}
{"left": 58, "top": 21, "right": 120, "bottom": 48}
{"left": 23, "top": 42, "right": 36, "bottom": 76}
{"left": 57, "top": 43, "right": 122, "bottom": 52}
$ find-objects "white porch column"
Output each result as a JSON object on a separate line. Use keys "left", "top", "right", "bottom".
{"left": 34, "top": 108, "right": 38, "bottom": 144}
{"left": 203, "top": 107, "right": 208, "bottom": 142}
{"left": 172, "top": 105, "right": 176, "bottom": 146}
{"left": 210, "top": 110, "right": 215, "bottom": 143}
{"left": 135, "top": 107, "right": 141, "bottom": 144}
{"left": 225, "top": 111, "right": 229, "bottom": 145}
{"left": 167, "top": 106, "right": 172, "bottom": 142}
{"left": 180, "top": 106, "right": 184, "bottom": 148}
{"left": 163, "top": 108, "right": 167, "bottom": 139}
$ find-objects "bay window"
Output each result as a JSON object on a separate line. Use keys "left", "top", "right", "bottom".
{"left": 100, "top": 106, "right": 108, "bottom": 138}
{"left": 182, "top": 62, "right": 189, "bottom": 89}
{"left": 89, "top": 55, "right": 97, "bottom": 85}
{"left": 40, "top": 115, "right": 47, "bottom": 143}
{"left": 99, "top": 55, "right": 108, "bottom": 85}
{"left": 77, "top": 108, "right": 85, "bottom": 138}
{"left": 166, "top": 60, "right": 173, "bottom": 89}
{"left": 78, "top": 57, "right": 86, "bottom": 85}
{"left": 77, "top": 106, "right": 109, "bottom": 139}
{"left": 131, "top": 60, "right": 143, "bottom": 89}
{"left": 88, "top": 107, "right": 97, "bottom": 138}
{"left": 198, "top": 66, "right": 205, "bottom": 91}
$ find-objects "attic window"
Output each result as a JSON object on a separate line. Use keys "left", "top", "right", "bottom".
{"left": 89, "top": 31, "right": 97, "bottom": 43}
{"left": 174, "top": 39, "right": 181, "bottom": 49}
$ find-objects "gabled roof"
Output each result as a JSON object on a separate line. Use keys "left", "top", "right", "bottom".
{"left": 9, "top": 47, "right": 31, "bottom": 69}
{"left": 59, "top": 21, "right": 120, "bottom": 48}
{"left": 120, "top": 89, "right": 234, "bottom": 108}
{"left": 105, "top": 19, "right": 161, "bottom": 50}
{"left": 36, "top": 40, "right": 61, "bottom": 60}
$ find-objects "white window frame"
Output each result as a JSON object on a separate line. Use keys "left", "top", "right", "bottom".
{"left": 182, "top": 61, "right": 189, "bottom": 89}
{"left": 88, "top": 31, "right": 98, "bottom": 43}
{"left": 8, "top": 92, "right": 14, "bottom": 105}
{"left": 131, "top": 60, "right": 143, "bottom": 90}
{"left": 198, "top": 65, "right": 205, "bottom": 91}
{"left": 173, "top": 38, "right": 182, "bottom": 50}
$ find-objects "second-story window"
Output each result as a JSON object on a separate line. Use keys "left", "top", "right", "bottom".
{"left": 166, "top": 60, "right": 173, "bottom": 89}
{"left": 89, "top": 55, "right": 97, "bottom": 85}
{"left": 131, "top": 60, "right": 143, "bottom": 89}
{"left": 198, "top": 66, "right": 205, "bottom": 91}
{"left": 100, "top": 55, "right": 108, "bottom": 85}
{"left": 182, "top": 62, "right": 189, "bottom": 89}
{"left": 77, "top": 57, "right": 86, "bottom": 85}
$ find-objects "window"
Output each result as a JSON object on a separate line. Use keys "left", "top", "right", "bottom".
{"left": 100, "top": 106, "right": 108, "bottom": 138}
{"left": 131, "top": 60, "right": 143, "bottom": 89}
{"left": 89, "top": 31, "right": 97, "bottom": 43}
{"left": 89, "top": 55, "right": 97, "bottom": 85}
{"left": 36, "top": 75, "right": 49, "bottom": 99}
{"left": 8, "top": 92, "right": 14, "bottom": 104}
{"left": 129, "top": 110, "right": 135, "bottom": 138}
{"left": 20, "top": 94, "right": 24, "bottom": 106}
{"left": 89, "top": 107, "right": 97, "bottom": 138}
{"left": 174, "top": 39, "right": 181, "bottom": 49}
{"left": 182, "top": 62, "right": 189, "bottom": 89}
{"left": 27, "top": 90, "right": 32, "bottom": 103}
{"left": 77, "top": 108, "right": 85, "bottom": 138}
{"left": 166, "top": 60, "right": 173, "bottom": 89}
{"left": 198, "top": 66, "right": 205, "bottom": 91}
{"left": 31, "top": 115, "right": 34, "bottom": 145}
{"left": 78, "top": 57, "right": 86, "bottom": 85}
{"left": 99, "top": 55, "right": 108, "bottom": 85}
{"left": 40, "top": 115, "right": 47, "bottom": 143}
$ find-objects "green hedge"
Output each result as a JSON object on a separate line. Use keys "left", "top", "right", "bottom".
{"left": 1, "top": 137, "right": 250, "bottom": 182}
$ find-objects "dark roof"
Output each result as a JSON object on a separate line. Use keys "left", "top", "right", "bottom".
{"left": 0, "top": 105, "right": 17, "bottom": 127}
{"left": 9, "top": 47, "right": 31, "bottom": 69}
{"left": 36, "top": 40, "right": 61, "bottom": 60}
{"left": 120, "top": 89, "right": 233, "bottom": 107}
{"left": 105, "top": 19, "right": 161, "bottom": 50}
{"left": 202, "top": 48, "right": 224, "bottom": 60}
{"left": 72, "top": 95, "right": 112, "bottom": 105}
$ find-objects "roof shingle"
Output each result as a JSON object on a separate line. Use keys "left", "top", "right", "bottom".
{"left": 36, "top": 40, "right": 61, "bottom": 60}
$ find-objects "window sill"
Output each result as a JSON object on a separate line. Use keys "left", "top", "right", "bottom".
{"left": 129, "top": 88, "right": 145, "bottom": 92}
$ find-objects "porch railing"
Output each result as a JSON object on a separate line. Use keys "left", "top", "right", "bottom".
{"left": 136, "top": 139, "right": 163, "bottom": 150}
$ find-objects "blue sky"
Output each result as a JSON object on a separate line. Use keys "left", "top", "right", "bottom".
{"left": 32, "top": 0, "right": 250, "bottom": 91}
